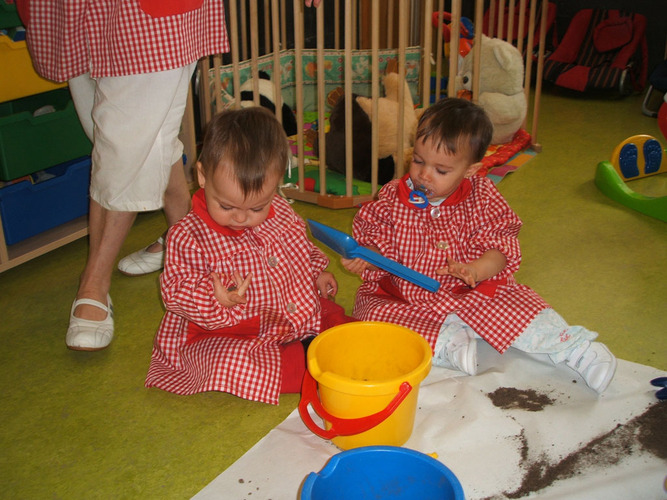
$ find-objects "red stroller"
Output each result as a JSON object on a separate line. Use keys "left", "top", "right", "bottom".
{"left": 543, "top": 9, "right": 648, "bottom": 95}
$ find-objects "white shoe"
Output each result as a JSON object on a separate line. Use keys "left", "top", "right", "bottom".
{"left": 117, "top": 237, "right": 165, "bottom": 276}
{"left": 66, "top": 295, "right": 114, "bottom": 351}
{"left": 566, "top": 341, "right": 617, "bottom": 394}
{"left": 437, "top": 327, "right": 478, "bottom": 375}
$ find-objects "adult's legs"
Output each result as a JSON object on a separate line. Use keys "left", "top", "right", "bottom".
{"left": 117, "top": 61, "right": 197, "bottom": 264}
{"left": 67, "top": 63, "right": 195, "bottom": 345}
{"left": 142, "top": 156, "right": 192, "bottom": 254}
{"left": 74, "top": 202, "right": 136, "bottom": 321}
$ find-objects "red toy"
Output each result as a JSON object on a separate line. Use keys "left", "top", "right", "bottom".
{"left": 431, "top": 11, "right": 474, "bottom": 57}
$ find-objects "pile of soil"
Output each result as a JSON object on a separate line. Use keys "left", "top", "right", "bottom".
{"left": 487, "top": 387, "right": 555, "bottom": 412}
{"left": 503, "top": 402, "right": 666, "bottom": 498}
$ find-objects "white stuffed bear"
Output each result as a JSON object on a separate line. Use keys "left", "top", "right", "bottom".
{"left": 455, "top": 35, "right": 526, "bottom": 145}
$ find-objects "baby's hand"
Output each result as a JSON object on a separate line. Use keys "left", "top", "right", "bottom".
{"left": 436, "top": 258, "right": 478, "bottom": 288}
{"left": 341, "top": 257, "right": 371, "bottom": 275}
{"left": 316, "top": 271, "right": 338, "bottom": 298}
{"left": 211, "top": 270, "right": 252, "bottom": 307}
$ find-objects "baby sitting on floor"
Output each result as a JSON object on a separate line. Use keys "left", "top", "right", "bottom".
{"left": 341, "top": 98, "right": 617, "bottom": 394}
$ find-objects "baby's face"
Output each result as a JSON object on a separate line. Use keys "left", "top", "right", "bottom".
{"left": 198, "top": 165, "right": 280, "bottom": 230}
{"left": 409, "top": 137, "right": 480, "bottom": 202}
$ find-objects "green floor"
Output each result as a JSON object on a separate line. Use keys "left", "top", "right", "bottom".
{"left": 1, "top": 88, "right": 666, "bottom": 499}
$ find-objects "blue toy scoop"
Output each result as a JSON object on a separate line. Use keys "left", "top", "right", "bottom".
{"left": 308, "top": 219, "right": 440, "bottom": 293}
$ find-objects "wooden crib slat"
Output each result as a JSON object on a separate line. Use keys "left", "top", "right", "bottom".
{"left": 421, "top": 0, "right": 433, "bottom": 110}
{"left": 488, "top": 0, "right": 496, "bottom": 38}
{"left": 249, "top": 2, "right": 260, "bottom": 107}
{"left": 272, "top": 0, "right": 283, "bottom": 128}
{"left": 435, "top": 1, "right": 445, "bottom": 103}
{"left": 294, "top": 0, "right": 305, "bottom": 192}
{"left": 447, "top": 0, "right": 461, "bottom": 98}
{"left": 517, "top": 0, "right": 527, "bottom": 62}
{"left": 387, "top": 0, "right": 394, "bottom": 48}
{"left": 213, "top": 55, "right": 224, "bottom": 113}
{"left": 394, "top": 0, "right": 407, "bottom": 179}
{"left": 240, "top": 1, "right": 248, "bottom": 61}
{"left": 523, "top": 0, "right": 537, "bottom": 131}
{"left": 334, "top": 0, "right": 340, "bottom": 49}
{"left": 198, "top": 57, "right": 212, "bottom": 126}
{"left": 229, "top": 0, "right": 241, "bottom": 109}
{"left": 472, "top": 0, "right": 484, "bottom": 102}
{"left": 352, "top": 0, "right": 358, "bottom": 50}
{"left": 281, "top": 0, "right": 287, "bottom": 51}
{"left": 181, "top": 83, "right": 197, "bottom": 183}
{"left": 497, "top": 0, "right": 506, "bottom": 42}
{"left": 264, "top": 1, "right": 271, "bottom": 55}
{"left": 344, "top": 0, "right": 353, "bottom": 197}
{"left": 508, "top": 0, "right": 516, "bottom": 45}
{"left": 530, "top": 0, "right": 548, "bottom": 151}
{"left": 371, "top": 0, "right": 380, "bottom": 196}
{"left": 317, "top": 0, "right": 327, "bottom": 195}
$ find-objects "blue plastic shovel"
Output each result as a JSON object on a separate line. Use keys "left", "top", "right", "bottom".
{"left": 308, "top": 219, "right": 440, "bottom": 293}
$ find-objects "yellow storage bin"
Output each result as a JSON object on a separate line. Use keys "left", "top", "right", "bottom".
{"left": 0, "top": 34, "right": 66, "bottom": 103}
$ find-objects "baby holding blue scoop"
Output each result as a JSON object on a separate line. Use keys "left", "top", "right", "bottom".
{"left": 340, "top": 98, "right": 617, "bottom": 394}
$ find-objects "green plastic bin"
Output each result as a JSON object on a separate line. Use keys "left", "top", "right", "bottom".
{"left": 0, "top": 88, "right": 92, "bottom": 181}
{"left": 0, "top": 1, "right": 21, "bottom": 30}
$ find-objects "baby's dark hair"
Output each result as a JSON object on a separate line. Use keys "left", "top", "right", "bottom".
{"left": 415, "top": 98, "right": 493, "bottom": 163}
{"left": 199, "top": 107, "right": 289, "bottom": 197}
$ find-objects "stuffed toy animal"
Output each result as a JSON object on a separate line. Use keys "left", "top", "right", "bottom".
{"left": 455, "top": 35, "right": 527, "bottom": 145}
{"left": 309, "top": 62, "right": 419, "bottom": 184}
{"left": 239, "top": 71, "right": 298, "bottom": 137}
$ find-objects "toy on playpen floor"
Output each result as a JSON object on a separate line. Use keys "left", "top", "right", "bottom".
{"left": 431, "top": 11, "right": 475, "bottom": 58}
{"left": 594, "top": 134, "right": 667, "bottom": 222}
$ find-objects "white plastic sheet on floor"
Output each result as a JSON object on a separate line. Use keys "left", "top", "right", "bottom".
{"left": 193, "top": 343, "right": 667, "bottom": 500}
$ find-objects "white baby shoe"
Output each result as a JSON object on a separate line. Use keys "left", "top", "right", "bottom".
{"left": 434, "top": 326, "right": 478, "bottom": 376}
{"left": 565, "top": 340, "right": 617, "bottom": 394}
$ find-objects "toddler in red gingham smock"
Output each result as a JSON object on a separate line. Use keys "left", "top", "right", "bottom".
{"left": 342, "top": 98, "right": 617, "bottom": 394}
{"left": 145, "top": 108, "right": 352, "bottom": 405}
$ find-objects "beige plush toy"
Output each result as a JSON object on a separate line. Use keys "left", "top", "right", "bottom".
{"left": 310, "top": 60, "right": 419, "bottom": 183}
{"left": 354, "top": 69, "right": 419, "bottom": 173}
{"left": 455, "top": 35, "right": 527, "bottom": 145}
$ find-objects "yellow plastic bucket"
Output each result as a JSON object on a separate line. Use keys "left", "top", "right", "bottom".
{"left": 299, "top": 321, "right": 432, "bottom": 450}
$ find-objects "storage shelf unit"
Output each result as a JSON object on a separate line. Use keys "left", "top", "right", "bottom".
{"left": 0, "top": 5, "right": 91, "bottom": 273}
{"left": 0, "top": 216, "right": 87, "bottom": 272}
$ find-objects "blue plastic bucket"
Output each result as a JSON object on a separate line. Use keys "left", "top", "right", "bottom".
{"left": 300, "top": 446, "right": 465, "bottom": 500}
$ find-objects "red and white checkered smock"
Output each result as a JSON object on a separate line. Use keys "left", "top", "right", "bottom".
{"left": 19, "top": 0, "right": 228, "bottom": 81}
{"left": 352, "top": 174, "right": 550, "bottom": 354}
{"left": 145, "top": 190, "right": 332, "bottom": 405}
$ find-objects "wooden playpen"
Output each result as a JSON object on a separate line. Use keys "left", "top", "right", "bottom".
{"left": 183, "top": 0, "right": 551, "bottom": 209}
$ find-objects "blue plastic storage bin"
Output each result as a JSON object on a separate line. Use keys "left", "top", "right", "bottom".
{"left": 0, "top": 156, "right": 90, "bottom": 245}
